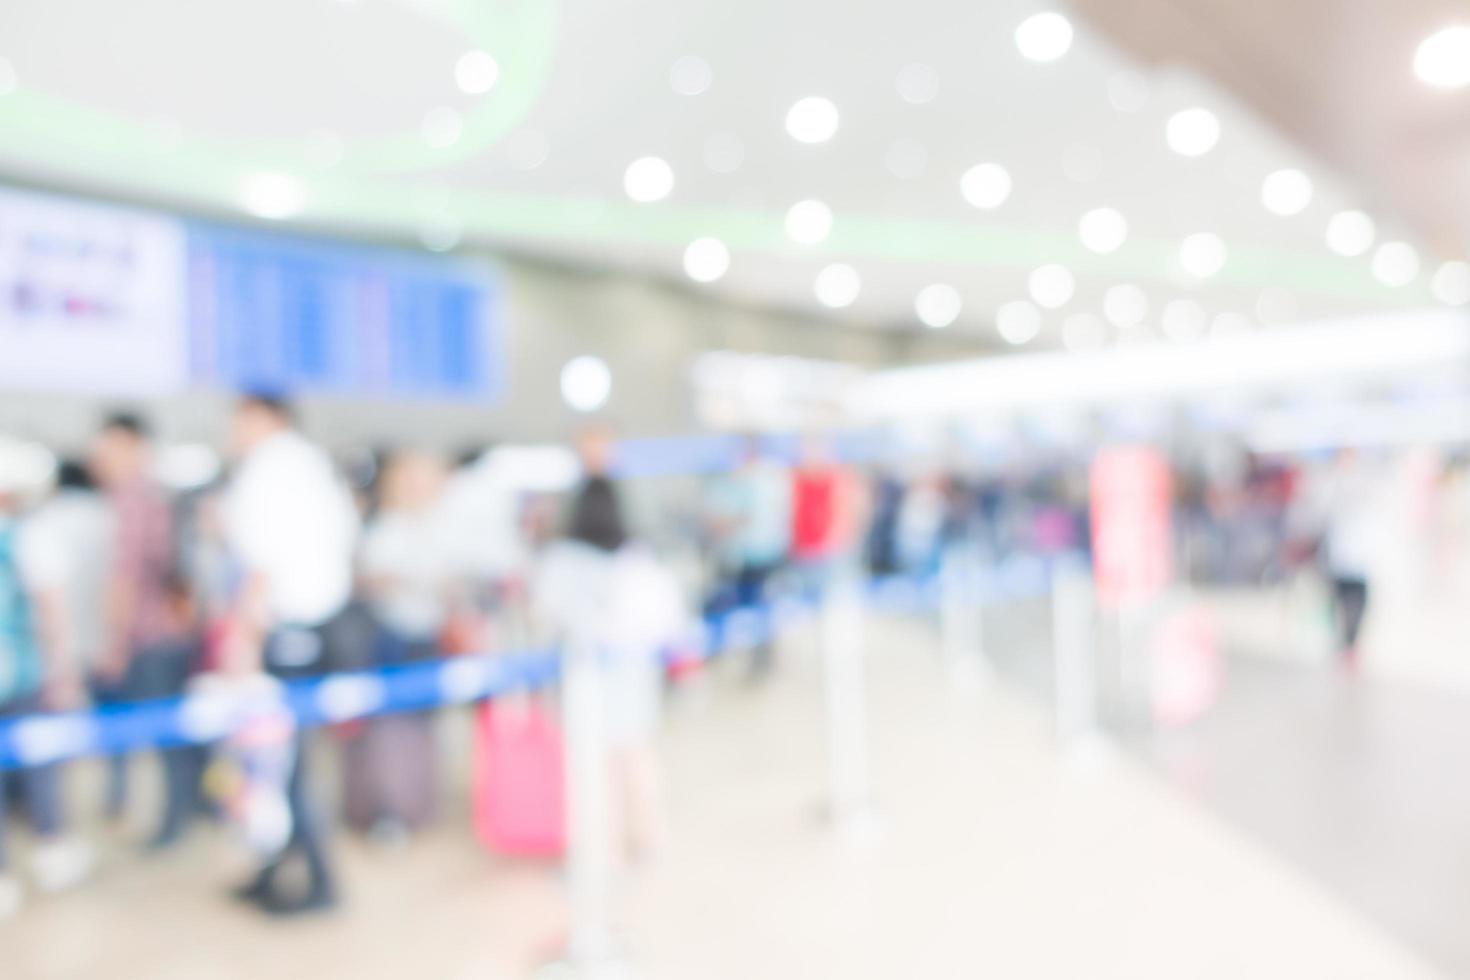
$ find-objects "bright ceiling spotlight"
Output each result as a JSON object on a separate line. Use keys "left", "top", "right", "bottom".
{"left": 1015, "top": 12, "right": 1074, "bottom": 63}
{"left": 1431, "top": 261, "right": 1470, "bottom": 306}
{"left": 422, "top": 106, "right": 464, "bottom": 148}
{"left": 1028, "top": 264, "right": 1075, "bottom": 309}
{"left": 1107, "top": 70, "right": 1149, "bottom": 112}
{"left": 623, "top": 156, "right": 674, "bottom": 202}
{"left": 670, "top": 55, "right": 713, "bottom": 96}
{"left": 960, "top": 162, "right": 1012, "bottom": 209}
{"left": 915, "top": 284, "right": 962, "bottom": 328}
{"left": 785, "top": 96, "right": 840, "bottom": 144}
{"left": 239, "top": 172, "right": 307, "bottom": 220}
{"left": 455, "top": 50, "right": 499, "bottom": 94}
{"left": 1371, "top": 241, "right": 1421, "bottom": 287}
{"left": 1166, "top": 107, "right": 1221, "bottom": 157}
{"left": 1414, "top": 26, "right": 1470, "bottom": 89}
{"left": 1179, "top": 232, "right": 1228, "bottom": 279}
{"left": 560, "top": 356, "right": 612, "bottom": 412}
{"left": 814, "top": 263, "right": 861, "bottom": 308}
{"left": 785, "top": 199, "right": 833, "bottom": 245}
{"left": 1062, "top": 312, "right": 1106, "bottom": 351}
{"left": 1325, "top": 210, "right": 1376, "bottom": 257}
{"left": 1103, "top": 283, "right": 1149, "bottom": 327}
{"left": 1161, "top": 299, "right": 1208, "bottom": 342}
{"left": 1261, "top": 168, "right": 1314, "bottom": 216}
{"left": 1078, "top": 207, "right": 1127, "bottom": 254}
{"left": 683, "top": 237, "right": 730, "bottom": 283}
{"left": 703, "top": 132, "right": 744, "bottom": 174}
{"left": 895, "top": 63, "right": 940, "bottom": 104}
{"left": 996, "top": 300, "right": 1043, "bottom": 345}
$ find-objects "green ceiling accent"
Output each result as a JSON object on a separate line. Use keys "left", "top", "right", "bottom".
{"left": 0, "top": 0, "right": 1427, "bottom": 306}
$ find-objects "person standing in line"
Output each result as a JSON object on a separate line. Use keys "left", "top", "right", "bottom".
{"left": 222, "top": 394, "right": 358, "bottom": 916}
{"left": 533, "top": 426, "right": 686, "bottom": 863}
{"left": 0, "top": 437, "right": 94, "bottom": 919}
{"left": 703, "top": 438, "right": 791, "bottom": 678}
{"left": 90, "top": 412, "right": 198, "bottom": 848}
{"left": 1316, "top": 449, "right": 1386, "bottom": 669}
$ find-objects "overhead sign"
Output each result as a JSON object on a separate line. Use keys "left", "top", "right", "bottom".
{"left": 0, "top": 185, "right": 189, "bottom": 395}
{"left": 0, "top": 183, "right": 502, "bottom": 402}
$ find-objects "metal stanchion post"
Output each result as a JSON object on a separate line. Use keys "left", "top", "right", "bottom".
{"left": 1052, "top": 558, "right": 1098, "bottom": 743}
{"left": 820, "top": 570, "right": 881, "bottom": 844}
{"left": 544, "top": 640, "right": 626, "bottom": 980}
{"left": 940, "top": 545, "right": 987, "bottom": 692}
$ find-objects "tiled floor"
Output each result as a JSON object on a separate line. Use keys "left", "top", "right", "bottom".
{"left": 0, "top": 615, "right": 1444, "bottom": 979}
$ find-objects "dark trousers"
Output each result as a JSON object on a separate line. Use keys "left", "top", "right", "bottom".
{"left": 93, "top": 643, "right": 200, "bottom": 841}
{"left": 251, "top": 625, "right": 336, "bottom": 902}
{"left": 248, "top": 729, "right": 334, "bottom": 901}
{"left": 1331, "top": 577, "right": 1369, "bottom": 654}
{"left": 0, "top": 693, "right": 64, "bottom": 871}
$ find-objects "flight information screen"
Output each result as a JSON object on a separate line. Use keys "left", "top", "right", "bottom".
{"left": 186, "top": 223, "right": 500, "bottom": 401}
{"left": 0, "top": 183, "right": 502, "bottom": 401}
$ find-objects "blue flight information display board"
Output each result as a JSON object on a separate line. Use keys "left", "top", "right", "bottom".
{"left": 186, "top": 223, "right": 500, "bottom": 401}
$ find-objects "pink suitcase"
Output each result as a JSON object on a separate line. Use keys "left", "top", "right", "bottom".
{"left": 471, "top": 700, "right": 566, "bottom": 857}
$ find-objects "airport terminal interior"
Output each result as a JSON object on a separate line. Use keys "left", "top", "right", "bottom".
{"left": 2, "top": 1, "right": 1470, "bottom": 977}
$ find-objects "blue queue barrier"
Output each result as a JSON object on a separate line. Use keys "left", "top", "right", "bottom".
{"left": 0, "top": 554, "right": 1068, "bottom": 771}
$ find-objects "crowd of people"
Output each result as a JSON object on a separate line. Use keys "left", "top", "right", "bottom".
{"left": 0, "top": 397, "right": 1421, "bottom": 922}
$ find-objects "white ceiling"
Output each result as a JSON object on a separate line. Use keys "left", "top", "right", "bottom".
{"left": 0, "top": 0, "right": 1452, "bottom": 347}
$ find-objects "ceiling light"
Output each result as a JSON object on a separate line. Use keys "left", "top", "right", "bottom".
{"left": 960, "top": 163, "right": 1012, "bottom": 209}
{"left": 683, "top": 237, "right": 730, "bottom": 283}
{"left": 670, "top": 55, "right": 713, "bottom": 96}
{"left": 239, "top": 172, "right": 307, "bottom": 220}
{"left": 561, "top": 356, "right": 612, "bottom": 413}
{"left": 1179, "top": 233, "right": 1228, "bottom": 278}
{"left": 1211, "top": 313, "right": 1254, "bottom": 339}
{"left": 418, "top": 217, "right": 462, "bottom": 253}
{"left": 1015, "top": 12, "right": 1074, "bottom": 63}
{"left": 422, "top": 107, "right": 464, "bottom": 148}
{"left": 1261, "top": 169, "right": 1314, "bottom": 216}
{"left": 1162, "top": 299, "right": 1208, "bottom": 342}
{"left": 1431, "top": 261, "right": 1470, "bottom": 306}
{"left": 885, "top": 138, "right": 928, "bottom": 180}
{"left": 504, "top": 129, "right": 549, "bottom": 171}
{"left": 786, "top": 96, "right": 840, "bottom": 144}
{"left": 915, "top": 284, "right": 962, "bottom": 328}
{"left": 1028, "top": 265, "right": 1075, "bottom": 309}
{"left": 1325, "top": 210, "right": 1375, "bottom": 257}
{"left": 1107, "top": 70, "right": 1149, "bottom": 112}
{"left": 785, "top": 199, "right": 833, "bottom": 245}
{"left": 1103, "top": 284, "right": 1148, "bottom": 327}
{"left": 1062, "top": 313, "right": 1107, "bottom": 351}
{"left": 1414, "top": 26, "right": 1470, "bottom": 89}
{"left": 703, "top": 132, "right": 744, "bottom": 174}
{"left": 1166, "top": 107, "right": 1220, "bottom": 157}
{"left": 996, "top": 301, "right": 1043, "bottom": 345}
{"left": 814, "top": 263, "right": 861, "bottom": 308}
{"left": 624, "top": 156, "right": 674, "bottom": 202}
{"left": 455, "top": 50, "right": 499, "bottom": 95}
{"left": 1255, "top": 288, "right": 1297, "bottom": 325}
{"left": 1078, "top": 207, "right": 1127, "bottom": 254}
{"left": 1372, "top": 241, "right": 1420, "bottom": 287}
{"left": 895, "top": 63, "right": 940, "bottom": 104}
{"left": 304, "top": 130, "right": 344, "bottom": 169}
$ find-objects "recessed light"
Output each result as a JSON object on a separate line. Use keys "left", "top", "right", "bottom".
{"left": 786, "top": 96, "right": 840, "bottom": 144}
{"left": 1078, "top": 208, "right": 1127, "bottom": 254}
{"left": 1015, "top": 12, "right": 1074, "bottom": 63}
{"left": 1166, "top": 107, "right": 1220, "bottom": 157}
{"left": 785, "top": 200, "right": 833, "bottom": 245}
{"left": 814, "top": 263, "right": 861, "bottom": 308}
{"left": 915, "top": 284, "right": 962, "bottom": 328}
{"left": 683, "top": 238, "right": 731, "bottom": 283}
{"left": 960, "top": 163, "right": 1012, "bottom": 209}
{"left": 624, "top": 156, "right": 674, "bottom": 202}
{"left": 455, "top": 50, "right": 499, "bottom": 95}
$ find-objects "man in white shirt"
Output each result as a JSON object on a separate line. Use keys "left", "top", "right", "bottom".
{"left": 222, "top": 394, "right": 357, "bottom": 916}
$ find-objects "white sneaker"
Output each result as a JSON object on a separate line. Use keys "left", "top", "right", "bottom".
{"left": 0, "top": 874, "right": 23, "bottom": 919}
{"left": 30, "top": 838, "right": 95, "bottom": 894}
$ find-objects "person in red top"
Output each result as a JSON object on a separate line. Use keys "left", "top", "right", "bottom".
{"left": 91, "top": 412, "right": 197, "bottom": 849}
{"left": 789, "top": 435, "right": 866, "bottom": 591}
